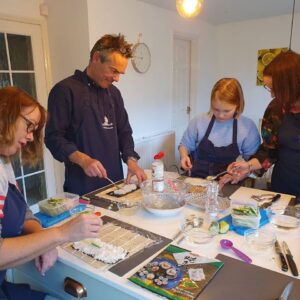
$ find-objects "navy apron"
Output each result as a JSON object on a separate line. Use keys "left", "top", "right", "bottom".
{"left": 64, "top": 80, "right": 124, "bottom": 195}
{"left": 0, "top": 184, "right": 46, "bottom": 300}
{"left": 191, "top": 115, "right": 240, "bottom": 178}
{"left": 271, "top": 113, "right": 300, "bottom": 196}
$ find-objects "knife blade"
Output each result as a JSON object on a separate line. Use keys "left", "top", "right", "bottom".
{"left": 277, "top": 281, "right": 294, "bottom": 300}
{"left": 275, "top": 240, "right": 288, "bottom": 272}
{"left": 261, "top": 193, "right": 281, "bottom": 208}
{"left": 282, "top": 241, "right": 299, "bottom": 277}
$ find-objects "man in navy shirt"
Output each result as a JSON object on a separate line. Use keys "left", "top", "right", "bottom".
{"left": 45, "top": 34, "right": 146, "bottom": 195}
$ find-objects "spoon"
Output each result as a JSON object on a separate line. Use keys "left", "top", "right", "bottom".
{"left": 206, "top": 170, "right": 228, "bottom": 181}
{"left": 220, "top": 239, "right": 252, "bottom": 264}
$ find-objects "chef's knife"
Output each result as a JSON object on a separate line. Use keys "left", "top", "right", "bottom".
{"left": 282, "top": 241, "right": 299, "bottom": 277}
{"left": 276, "top": 281, "right": 294, "bottom": 300}
{"left": 275, "top": 240, "right": 288, "bottom": 272}
{"left": 261, "top": 193, "right": 281, "bottom": 209}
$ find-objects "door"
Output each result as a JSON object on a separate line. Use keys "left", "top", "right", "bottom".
{"left": 172, "top": 37, "right": 191, "bottom": 164}
{"left": 0, "top": 18, "right": 55, "bottom": 206}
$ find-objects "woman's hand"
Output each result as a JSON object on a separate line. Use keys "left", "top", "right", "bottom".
{"left": 180, "top": 156, "right": 192, "bottom": 172}
{"left": 35, "top": 247, "right": 58, "bottom": 276}
{"left": 226, "top": 161, "right": 252, "bottom": 183}
{"left": 60, "top": 213, "right": 103, "bottom": 242}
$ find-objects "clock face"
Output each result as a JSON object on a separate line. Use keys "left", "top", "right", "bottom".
{"left": 131, "top": 43, "right": 151, "bottom": 73}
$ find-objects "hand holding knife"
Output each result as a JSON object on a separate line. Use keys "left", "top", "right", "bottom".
{"left": 275, "top": 240, "right": 288, "bottom": 272}
{"left": 282, "top": 241, "right": 299, "bottom": 277}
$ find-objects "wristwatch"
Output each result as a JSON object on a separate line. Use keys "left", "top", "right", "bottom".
{"left": 127, "top": 156, "right": 139, "bottom": 163}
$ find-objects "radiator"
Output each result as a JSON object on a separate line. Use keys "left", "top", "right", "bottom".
{"left": 127, "top": 131, "right": 176, "bottom": 171}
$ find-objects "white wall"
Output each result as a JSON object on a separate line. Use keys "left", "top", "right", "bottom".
{"left": 0, "top": 0, "right": 42, "bottom": 19}
{"left": 216, "top": 13, "right": 300, "bottom": 126}
{"left": 44, "top": 0, "right": 90, "bottom": 83}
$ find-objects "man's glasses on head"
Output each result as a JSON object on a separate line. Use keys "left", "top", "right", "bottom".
{"left": 20, "top": 115, "right": 38, "bottom": 133}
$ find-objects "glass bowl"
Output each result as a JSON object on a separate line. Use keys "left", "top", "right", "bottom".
{"left": 266, "top": 205, "right": 300, "bottom": 229}
{"left": 244, "top": 228, "right": 276, "bottom": 251}
{"left": 117, "top": 200, "right": 140, "bottom": 216}
{"left": 140, "top": 179, "right": 187, "bottom": 216}
{"left": 180, "top": 215, "right": 214, "bottom": 244}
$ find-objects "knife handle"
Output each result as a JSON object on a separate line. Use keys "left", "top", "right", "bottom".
{"left": 279, "top": 253, "right": 289, "bottom": 272}
{"left": 272, "top": 193, "right": 281, "bottom": 202}
{"left": 286, "top": 254, "right": 299, "bottom": 276}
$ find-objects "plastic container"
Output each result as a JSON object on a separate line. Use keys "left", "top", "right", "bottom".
{"left": 39, "top": 192, "right": 79, "bottom": 216}
{"left": 205, "top": 181, "right": 219, "bottom": 219}
{"left": 266, "top": 205, "right": 300, "bottom": 229}
{"left": 231, "top": 198, "right": 261, "bottom": 229}
{"left": 152, "top": 151, "right": 164, "bottom": 192}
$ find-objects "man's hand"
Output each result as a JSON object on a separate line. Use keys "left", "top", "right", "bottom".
{"left": 126, "top": 159, "right": 147, "bottom": 184}
{"left": 69, "top": 151, "right": 107, "bottom": 178}
{"left": 35, "top": 247, "right": 58, "bottom": 276}
{"left": 81, "top": 157, "right": 107, "bottom": 178}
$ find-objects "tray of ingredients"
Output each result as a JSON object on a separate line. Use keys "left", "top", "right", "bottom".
{"left": 82, "top": 181, "right": 143, "bottom": 211}
{"left": 129, "top": 244, "right": 224, "bottom": 300}
{"left": 61, "top": 216, "right": 171, "bottom": 276}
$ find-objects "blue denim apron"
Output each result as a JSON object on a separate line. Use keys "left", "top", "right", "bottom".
{"left": 0, "top": 184, "right": 46, "bottom": 300}
{"left": 191, "top": 115, "right": 240, "bottom": 178}
{"left": 271, "top": 113, "right": 300, "bottom": 196}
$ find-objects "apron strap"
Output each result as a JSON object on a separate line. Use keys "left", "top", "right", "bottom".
{"left": 204, "top": 115, "right": 216, "bottom": 139}
{"left": 232, "top": 118, "right": 238, "bottom": 143}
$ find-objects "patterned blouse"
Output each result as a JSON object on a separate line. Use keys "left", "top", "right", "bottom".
{"left": 252, "top": 98, "right": 283, "bottom": 172}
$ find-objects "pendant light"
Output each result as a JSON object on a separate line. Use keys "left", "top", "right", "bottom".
{"left": 176, "top": 0, "right": 203, "bottom": 19}
{"left": 289, "top": 0, "right": 296, "bottom": 49}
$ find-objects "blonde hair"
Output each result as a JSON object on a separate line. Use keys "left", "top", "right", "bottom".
{"left": 210, "top": 78, "right": 245, "bottom": 116}
{"left": 0, "top": 87, "right": 46, "bottom": 165}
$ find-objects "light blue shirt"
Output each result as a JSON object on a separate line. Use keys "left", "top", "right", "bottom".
{"left": 180, "top": 113, "right": 260, "bottom": 160}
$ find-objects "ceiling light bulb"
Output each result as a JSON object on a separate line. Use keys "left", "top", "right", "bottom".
{"left": 176, "top": 0, "right": 203, "bottom": 19}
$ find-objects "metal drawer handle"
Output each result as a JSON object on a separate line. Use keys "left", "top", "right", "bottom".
{"left": 64, "top": 277, "right": 87, "bottom": 298}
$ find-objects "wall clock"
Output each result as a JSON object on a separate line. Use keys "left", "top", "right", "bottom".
{"left": 131, "top": 42, "right": 151, "bottom": 73}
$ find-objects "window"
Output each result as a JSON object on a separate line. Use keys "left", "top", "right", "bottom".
{"left": 0, "top": 19, "right": 56, "bottom": 206}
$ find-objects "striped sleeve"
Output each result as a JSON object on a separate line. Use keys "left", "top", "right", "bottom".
{"left": 0, "top": 195, "right": 5, "bottom": 218}
{"left": 0, "top": 163, "right": 9, "bottom": 219}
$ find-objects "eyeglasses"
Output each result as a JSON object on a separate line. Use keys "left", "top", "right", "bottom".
{"left": 20, "top": 115, "right": 38, "bottom": 133}
{"left": 263, "top": 84, "right": 272, "bottom": 92}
